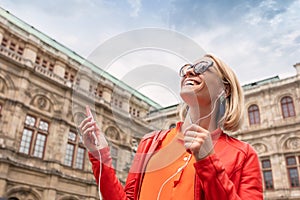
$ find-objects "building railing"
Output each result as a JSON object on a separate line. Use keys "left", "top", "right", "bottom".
{"left": 0, "top": 45, "right": 23, "bottom": 63}
{"left": 33, "top": 63, "right": 72, "bottom": 87}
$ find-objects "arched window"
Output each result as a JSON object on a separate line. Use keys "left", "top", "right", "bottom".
{"left": 19, "top": 114, "right": 49, "bottom": 158}
{"left": 261, "top": 159, "right": 274, "bottom": 190}
{"left": 169, "top": 123, "right": 176, "bottom": 129}
{"left": 281, "top": 96, "right": 295, "bottom": 118}
{"left": 105, "top": 126, "right": 120, "bottom": 140}
{"left": 286, "top": 156, "right": 300, "bottom": 187}
{"left": 64, "top": 130, "right": 86, "bottom": 169}
{"left": 248, "top": 104, "right": 260, "bottom": 125}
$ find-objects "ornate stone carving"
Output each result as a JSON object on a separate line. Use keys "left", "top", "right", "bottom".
{"left": 105, "top": 126, "right": 120, "bottom": 140}
{"left": 252, "top": 143, "right": 267, "bottom": 154}
{"left": 31, "top": 95, "right": 51, "bottom": 112}
{"left": 37, "top": 96, "right": 47, "bottom": 109}
{"left": 286, "top": 137, "right": 300, "bottom": 150}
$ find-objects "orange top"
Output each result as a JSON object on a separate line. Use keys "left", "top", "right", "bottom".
{"left": 139, "top": 122, "right": 195, "bottom": 200}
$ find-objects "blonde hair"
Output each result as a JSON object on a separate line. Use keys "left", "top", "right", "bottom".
{"left": 205, "top": 54, "right": 244, "bottom": 132}
{"left": 180, "top": 54, "right": 244, "bottom": 132}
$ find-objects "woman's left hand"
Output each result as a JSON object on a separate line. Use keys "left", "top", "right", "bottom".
{"left": 183, "top": 124, "right": 214, "bottom": 161}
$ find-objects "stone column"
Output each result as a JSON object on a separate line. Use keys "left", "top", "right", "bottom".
{"left": 23, "top": 43, "right": 37, "bottom": 64}
{"left": 53, "top": 60, "right": 66, "bottom": 78}
{"left": 43, "top": 175, "right": 58, "bottom": 200}
{"left": 79, "top": 67, "right": 93, "bottom": 91}
{"left": 0, "top": 163, "right": 9, "bottom": 195}
{"left": 102, "top": 80, "right": 113, "bottom": 103}
{"left": 122, "top": 91, "right": 131, "bottom": 113}
{"left": 0, "top": 27, "right": 4, "bottom": 43}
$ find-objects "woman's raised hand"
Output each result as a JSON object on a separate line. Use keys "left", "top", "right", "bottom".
{"left": 183, "top": 124, "right": 214, "bottom": 161}
{"left": 78, "top": 107, "right": 108, "bottom": 152}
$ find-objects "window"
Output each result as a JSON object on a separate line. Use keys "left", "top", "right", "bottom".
{"left": 1, "top": 36, "right": 24, "bottom": 55}
{"left": 286, "top": 156, "right": 300, "bottom": 187}
{"left": 248, "top": 104, "right": 260, "bottom": 125}
{"left": 129, "top": 105, "right": 141, "bottom": 117}
{"left": 111, "top": 96, "right": 123, "bottom": 109}
{"left": 261, "top": 159, "right": 274, "bottom": 189}
{"left": 35, "top": 55, "right": 55, "bottom": 72}
{"left": 281, "top": 96, "right": 295, "bottom": 118}
{"left": 19, "top": 115, "right": 49, "bottom": 158}
{"left": 1, "top": 37, "right": 8, "bottom": 47}
{"left": 64, "top": 130, "right": 86, "bottom": 169}
{"left": 110, "top": 146, "right": 118, "bottom": 169}
{"left": 169, "top": 123, "right": 176, "bottom": 129}
{"left": 94, "top": 83, "right": 103, "bottom": 98}
{"left": 64, "top": 67, "right": 78, "bottom": 84}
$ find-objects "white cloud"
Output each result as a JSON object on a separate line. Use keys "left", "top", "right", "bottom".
{"left": 1, "top": 0, "right": 299, "bottom": 106}
{"left": 127, "top": 0, "right": 142, "bottom": 17}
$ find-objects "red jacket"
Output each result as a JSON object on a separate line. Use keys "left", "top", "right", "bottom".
{"left": 89, "top": 129, "right": 263, "bottom": 200}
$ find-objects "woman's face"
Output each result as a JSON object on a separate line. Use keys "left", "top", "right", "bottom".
{"left": 179, "top": 57, "right": 224, "bottom": 107}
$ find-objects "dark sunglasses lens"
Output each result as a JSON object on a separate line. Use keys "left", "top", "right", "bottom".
{"left": 194, "top": 61, "right": 212, "bottom": 74}
{"left": 179, "top": 65, "right": 190, "bottom": 77}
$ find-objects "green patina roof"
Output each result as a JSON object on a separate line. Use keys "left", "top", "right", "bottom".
{"left": 242, "top": 76, "right": 280, "bottom": 90}
{"left": 0, "top": 7, "right": 161, "bottom": 109}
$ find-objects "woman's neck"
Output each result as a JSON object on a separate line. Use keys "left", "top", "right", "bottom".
{"left": 182, "top": 105, "right": 218, "bottom": 132}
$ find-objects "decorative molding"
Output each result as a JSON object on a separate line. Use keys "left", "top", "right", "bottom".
{"left": 30, "top": 95, "right": 51, "bottom": 112}
{"left": 252, "top": 143, "right": 268, "bottom": 154}
{"left": 285, "top": 137, "right": 300, "bottom": 150}
{"left": 105, "top": 126, "right": 120, "bottom": 141}
{"left": 6, "top": 185, "right": 41, "bottom": 200}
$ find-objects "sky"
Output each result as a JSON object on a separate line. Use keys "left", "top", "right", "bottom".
{"left": 0, "top": 0, "right": 299, "bottom": 107}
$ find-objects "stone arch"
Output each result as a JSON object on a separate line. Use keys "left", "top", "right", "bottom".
{"left": 30, "top": 94, "right": 53, "bottom": 113}
{"left": 275, "top": 93, "right": 295, "bottom": 115}
{"left": 0, "top": 72, "right": 17, "bottom": 97}
{"left": 245, "top": 101, "right": 260, "bottom": 110}
{"left": 72, "top": 110, "right": 86, "bottom": 127}
{"left": 0, "top": 72, "right": 16, "bottom": 91}
{"left": 276, "top": 92, "right": 295, "bottom": 103}
{"left": 8, "top": 197, "right": 20, "bottom": 200}
{"left": 0, "top": 76, "right": 8, "bottom": 94}
{"left": 57, "top": 195, "right": 80, "bottom": 200}
{"left": 5, "top": 185, "right": 41, "bottom": 200}
{"left": 29, "top": 88, "right": 62, "bottom": 113}
{"left": 280, "top": 135, "right": 300, "bottom": 151}
{"left": 167, "top": 121, "right": 177, "bottom": 129}
{"left": 251, "top": 142, "right": 269, "bottom": 154}
{"left": 105, "top": 126, "right": 121, "bottom": 141}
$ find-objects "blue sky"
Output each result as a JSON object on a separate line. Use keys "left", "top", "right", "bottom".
{"left": 0, "top": 0, "right": 299, "bottom": 106}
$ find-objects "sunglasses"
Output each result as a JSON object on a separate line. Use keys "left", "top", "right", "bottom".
{"left": 179, "top": 60, "right": 213, "bottom": 77}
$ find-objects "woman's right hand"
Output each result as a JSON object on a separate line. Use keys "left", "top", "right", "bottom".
{"left": 79, "top": 116, "right": 108, "bottom": 152}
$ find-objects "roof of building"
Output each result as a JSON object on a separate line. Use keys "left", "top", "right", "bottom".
{"left": 0, "top": 7, "right": 162, "bottom": 109}
{"left": 242, "top": 75, "right": 280, "bottom": 90}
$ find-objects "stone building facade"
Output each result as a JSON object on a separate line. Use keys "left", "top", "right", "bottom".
{"left": 236, "top": 68, "right": 300, "bottom": 200}
{"left": 0, "top": 8, "right": 160, "bottom": 199}
{"left": 0, "top": 6, "right": 300, "bottom": 200}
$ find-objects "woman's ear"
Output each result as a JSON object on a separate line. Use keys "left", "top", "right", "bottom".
{"left": 224, "top": 83, "right": 231, "bottom": 98}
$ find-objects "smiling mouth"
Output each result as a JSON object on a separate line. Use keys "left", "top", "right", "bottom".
{"left": 184, "top": 80, "right": 201, "bottom": 86}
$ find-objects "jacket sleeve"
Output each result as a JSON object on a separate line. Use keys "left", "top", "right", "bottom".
{"left": 88, "top": 130, "right": 163, "bottom": 200}
{"left": 88, "top": 147, "right": 129, "bottom": 200}
{"left": 194, "top": 144, "right": 263, "bottom": 200}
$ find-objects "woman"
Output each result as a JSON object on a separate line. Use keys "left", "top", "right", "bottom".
{"left": 79, "top": 54, "right": 263, "bottom": 200}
